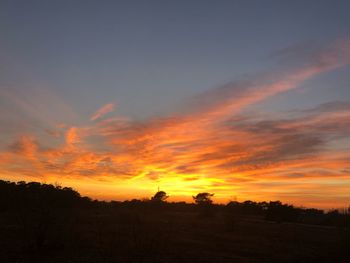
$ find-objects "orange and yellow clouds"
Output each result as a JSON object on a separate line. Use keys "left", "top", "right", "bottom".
{"left": 1, "top": 39, "right": 350, "bottom": 208}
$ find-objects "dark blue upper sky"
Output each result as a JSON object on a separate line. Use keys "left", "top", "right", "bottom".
{"left": 1, "top": 0, "right": 350, "bottom": 120}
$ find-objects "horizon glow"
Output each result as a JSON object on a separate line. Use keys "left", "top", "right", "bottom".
{"left": 1, "top": 38, "right": 350, "bottom": 209}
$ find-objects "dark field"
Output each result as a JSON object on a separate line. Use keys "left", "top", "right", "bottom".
{"left": 1, "top": 180, "right": 349, "bottom": 263}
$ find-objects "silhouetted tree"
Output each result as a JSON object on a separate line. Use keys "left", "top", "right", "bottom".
{"left": 193, "top": 192, "right": 214, "bottom": 205}
{"left": 193, "top": 193, "right": 215, "bottom": 217}
{"left": 151, "top": 191, "right": 168, "bottom": 202}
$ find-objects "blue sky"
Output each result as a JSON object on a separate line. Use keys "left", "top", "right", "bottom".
{"left": 1, "top": 0, "right": 350, "bottom": 119}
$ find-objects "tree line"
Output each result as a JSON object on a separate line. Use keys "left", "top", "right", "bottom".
{"left": 1, "top": 180, "right": 349, "bottom": 228}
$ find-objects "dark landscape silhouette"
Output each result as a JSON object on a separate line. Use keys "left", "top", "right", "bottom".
{"left": 0, "top": 180, "right": 349, "bottom": 263}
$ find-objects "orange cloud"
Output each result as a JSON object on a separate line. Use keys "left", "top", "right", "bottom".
{"left": 65, "top": 127, "right": 80, "bottom": 146}
{"left": 9, "top": 135, "right": 38, "bottom": 159}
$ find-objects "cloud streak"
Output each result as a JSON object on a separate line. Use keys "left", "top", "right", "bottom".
{"left": 90, "top": 103, "right": 115, "bottom": 121}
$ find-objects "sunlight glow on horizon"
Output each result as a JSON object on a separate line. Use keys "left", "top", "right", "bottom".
{"left": 1, "top": 38, "right": 350, "bottom": 209}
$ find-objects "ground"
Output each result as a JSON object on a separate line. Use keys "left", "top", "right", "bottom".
{"left": 1, "top": 205, "right": 349, "bottom": 263}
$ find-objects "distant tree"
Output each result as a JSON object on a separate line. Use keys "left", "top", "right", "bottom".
{"left": 193, "top": 192, "right": 214, "bottom": 205}
{"left": 151, "top": 191, "right": 168, "bottom": 202}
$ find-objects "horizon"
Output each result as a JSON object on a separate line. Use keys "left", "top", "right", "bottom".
{"left": 1, "top": 178, "right": 348, "bottom": 211}
{"left": 1, "top": 1, "right": 350, "bottom": 210}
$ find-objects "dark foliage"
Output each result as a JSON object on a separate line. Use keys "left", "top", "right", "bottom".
{"left": 192, "top": 192, "right": 214, "bottom": 205}
{"left": 0, "top": 180, "right": 349, "bottom": 263}
{"left": 151, "top": 191, "right": 169, "bottom": 202}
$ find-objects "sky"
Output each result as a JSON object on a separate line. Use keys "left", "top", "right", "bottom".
{"left": 1, "top": 0, "right": 350, "bottom": 208}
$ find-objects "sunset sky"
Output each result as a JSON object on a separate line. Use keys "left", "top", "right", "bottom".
{"left": 1, "top": 1, "right": 350, "bottom": 208}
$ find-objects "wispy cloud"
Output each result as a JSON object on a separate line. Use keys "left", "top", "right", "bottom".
{"left": 90, "top": 103, "right": 115, "bottom": 121}
{"left": 8, "top": 135, "right": 39, "bottom": 159}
